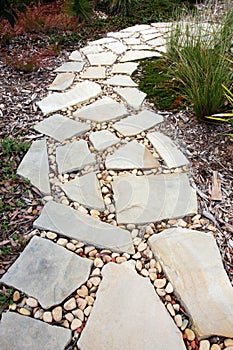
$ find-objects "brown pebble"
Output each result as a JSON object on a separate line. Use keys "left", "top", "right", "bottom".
{"left": 185, "top": 328, "right": 195, "bottom": 341}
{"left": 52, "top": 306, "right": 63, "bottom": 322}
{"left": 13, "top": 291, "right": 20, "bottom": 302}
{"left": 19, "top": 307, "right": 31, "bottom": 316}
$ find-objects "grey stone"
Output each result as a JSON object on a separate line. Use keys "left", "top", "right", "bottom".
{"left": 113, "top": 110, "right": 163, "bottom": 136}
{"left": 17, "top": 139, "right": 50, "bottom": 195}
{"left": 69, "top": 50, "right": 83, "bottom": 61}
{"left": 123, "top": 38, "right": 141, "bottom": 45}
{"left": 105, "top": 140, "right": 158, "bottom": 170}
{"left": 113, "top": 87, "right": 146, "bottom": 110}
{"left": 142, "top": 33, "right": 162, "bottom": 42}
{"left": 148, "top": 228, "right": 233, "bottom": 338}
{"left": 147, "top": 132, "right": 189, "bottom": 168}
{"left": 112, "top": 173, "right": 197, "bottom": 224}
{"left": 103, "top": 75, "right": 137, "bottom": 87}
{"left": 34, "top": 114, "right": 90, "bottom": 142}
{"left": 80, "top": 67, "right": 106, "bottom": 79}
{"left": 74, "top": 97, "right": 127, "bottom": 122}
{"left": 105, "top": 42, "right": 127, "bottom": 54}
{"left": 87, "top": 52, "right": 117, "bottom": 66}
{"left": 1, "top": 236, "right": 93, "bottom": 309}
{"left": 59, "top": 172, "right": 105, "bottom": 211}
{"left": 130, "top": 44, "right": 152, "bottom": 50}
{"left": 54, "top": 61, "right": 84, "bottom": 72}
{"left": 81, "top": 45, "right": 104, "bottom": 55}
{"left": 36, "top": 81, "right": 102, "bottom": 115}
{"left": 78, "top": 262, "right": 186, "bottom": 350}
{"left": 121, "top": 24, "right": 151, "bottom": 32}
{"left": 33, "top": 201, "right": 135, "bottom": 254}
{"left": 56, "top": 140, "right": 95, "bottom": 174}
{"left": 0, "top": 312, "right": 71, "bottom": 350}
{"left": 48, "top": 73, "right": 75, "bottom": 91}
{"left": 111, "top": 62, "right": 138, "bottom": 75}
{"left": 120, "top": 50, "right": 162, "bottom": 62}
{"left": 89, "top": 130, "right": 120, "bottom": 151}
{"left": 107, "top": 31, "right": 132, "bottom": 39}
{"left": 88, "top": 37, "right": 118, "bottom": 45}
{"left": 147, "top": 37, "right": 167, "bottom": 47}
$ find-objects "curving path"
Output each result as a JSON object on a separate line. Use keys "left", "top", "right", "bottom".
{"left": 1, "top": 23, "right": 233, "bottom": 350}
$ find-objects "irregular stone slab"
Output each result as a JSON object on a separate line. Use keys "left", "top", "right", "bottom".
{"left": 81, "top": 45, "right": 104, "bottom": 55}
{"left": 113, "top": 87, "right": 146, "bottom": 110}
{"left": 111, "top": 62, "right": 138, "bottom": 75}
{"left": 121, "top": 24, "right": 151, "bottom": 32}
{"left": 54, "top": 61, "right": 84, "bottom": 72}
{"left": 147, "top": 37, "right": 167, "bottom": 47}
{"left": 112, "top": 173, "right": 197, "bottom": 224}
{"left": 56, "top": 140, "right": 95, "bottom": 174}
{"left": 80, "top": 66, "right": 106, "bottom": 79}
{"left": 113, "top": 109, "right": 163, "bottom": 136}
{"left": 1, "top": 236, "right": 93, "bottom": 308}
{"left": 87, "top": 52, "right": 117, "bottom": 66}
{"left": 130, "top": 44, "right": 152, "bottom": 50}
{"left": 33, "top": 201, "right": 135, "bottom": 254}
{"left": 0, "top": 312, "right": 71, "bottom": 350}
{"left": 74, "top": 97, "right": 127, "bottom": 122}
{"left": 69, "top": 50, "right": 82, "bottom": 61}
{"left": 37, "top": 81, "right": 102, "bottom": 115}
{"left": 106, "top": 140, "right": 158, "bottom": 170}
{"left": 123, "top": 38, "right": 141, "bottom": 45}
{"left": 78, "top": 262, "right": 186, "bottom": 350}
{"left": 88, "top": 37, "right": 118, "bottom": 45}
{"left": 148, "top": 228, "right": 233, "bottom": 338}
{"left": 120, "top": 50, "right": 162, "bottom": 62}
{"left": 147, "top": 132, "right": 189, "bottom": 168}
{"left": 105, "top": 41, "right": 127, "bottom": 54}
{"left": 48, "top": 73, "right": 75, "bottom": 91}
{"left": 103, "top": 74, "right": 137, "bottom": 87}
{"left": 89, "top": 130, "right": 120, "bottom": 151}
{"left": 17, "top": 139, "right": 50, "bottom": 195}
{"left": 107, "top": 31, "right": 132, "bottom": 39}
{"left": 142, "top": 33, "right": 162, "bottom": 42}
{"left": 59, "top": 172, "right": 105, "bottom": 211}
{"left": 34, "top": 114, "right": 90, "bottom": 142}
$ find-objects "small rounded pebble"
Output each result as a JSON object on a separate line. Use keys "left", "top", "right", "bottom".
{"left": 174, "top": 314, "right": 182, "bottom": 328}
{"left": 65, "top": 313, "right": 74, "bottom": 322}
{"left": 72, "top": 309, "right": 84, "bottom": 321}
{"left": 166, "top": 303, "right": 175, "bottom": 316}
{"left": 77, "top": 298, "right": 88, "bottom": 310}
{"left": 181, "top": 319, "right": 189, "bottom": 330}
{"left": 34, "top": 309, "right": 43, "bottom": 319}
{"left": 199, "top": 340, "right": 210, "bottom": 350}
{"left": 84, "top": 305, "right": 92, "bottom": 317}
{"left": 19, "top": 307, "right": 31, "bottom": 316}
{"left": 43, "top": 311, "right": 52, "bottom": 323}
{"left": 154, "top": 278, "right": 166, "bottom": 289}
{"left": 26, "top": 297, "right": 38, "bottom": 308}
{"left": 136, "top": 260, "right": 142, "bottom": 272}
{"left": 57, "top": 238, "right": 68, "bottom": 246}
{"left": 156, "top": 288, "right": 166, "bottom": 297}
{"left": 141, "top": 269, "right": 149, "bottom": 277}
{"left": 46, "top": 232, "right": 57, "bottom": 240}
{"left": 149, "top": 272, "right": 157, "bottom": 281}
{"left": 66, "top": 242, "right": 76, "bottom": 251}
{"left": 137, "top": 242, "right": 147, "bottom": 252}
{"left": 116, "top": 256, "right": 127, "bottom": 264}
{"left": 225, "top": 340, "right": 233, "bottom": 347}
{"left": 165, "top": 282, "right": 174, "bottom": 294}
{"left": 61, "top": 320, "right": 69, "bottom": 328}
{"left": 86, "top": 295, "right": 95, "bottom": 306}
{"left": 52, "top": 306, "right": 63, "bottom": 322}
{"left": 64, "top": 297, "right": 76, "bottom": 311}
{"left": 13, "top": 291, "right": 20, "bottom": 302}
{"left": 225, "top": 347, "right": 233, "bottom": 350}
{"left": 89, "top": 276, "right": 101, "bottom": 286}
{"left": 71, "top": 318, "right": 82, "bottom": 330}
{"left": 94, "top": 258, "right": 104, "bottom": 268}
{"left": 210, "top": 345, "right": 221, "bottom": 350}
{"left": 77, "top": 285, "right": 89, "bottom": 298}
{"left": 9, "top": 303, "right": 17, "bottom": 311}
{"left": 184, "top": 328, "right": 195, "bottom": 341}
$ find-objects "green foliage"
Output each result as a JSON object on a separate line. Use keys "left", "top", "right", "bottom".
{"left": 66, "top": 0, "right": 93, "bottom": 20}
{"left": 0, "top": 287, "right": 14, "bottom": 313}
{"left": 98, "top": 0, "right": 136, "bottom": 16}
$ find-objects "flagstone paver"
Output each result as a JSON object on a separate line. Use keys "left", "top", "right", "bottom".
{"left": 1, "top": 235, "right": 93, "bottom": 308}
{"left": 111, "top": 62, "right": 138, "bottom": 75}
{"left": 78, "top": 261, "right": 186, "bottom": 350}
{"left": 103, "top": 74, "right": 138, "bottom": 87}
{"left": 86, "top": 52, "right": 117, "bottom": 66}
{"left": 106, "top": 140, "right": 159, "bottom": 170}
{"left": 17, "top": 139, "right": 50, "bottom": 195}
{"left": 89, "top": 130, "right": 120, "bottom": 151}
{"left": 34, "top": 114, "right": 90, "bottom": 142}
{"left": 81, "top": 45, "right": 104, "bottom": 54}
{"left": 112, "top": 173, "right": 197, "bottom": 224}
{"left": 147, "top": 131, "right": 189, "bottom": 168}
{"left": 105, "top": 41, "right": 127, "bottom": 54}
{"left": 74, "top": 96, "right": 127, "bottom": 122}
{"left": 80, "top": 66, "right": 106, "bottom": 79}
{"left": 69, "top": 50, "right": 83, "bottom": 61}
{"left": 114, "top": 87, "right": 147, "bottom": 109}
{"left": 121, "top": 24, "right": 151, "bottom": 32}
{"left": 33, "top": 201, "right": 135, "bottom": 254}
{"left": 56, "top": 140, "right": 96, "bottom": 174}
{"left": 54, "top": 61, "right": 84, "bottom": 73}
{"left": 37, "top": 81, "right": 102, "bottom": 115}
{"left": 88, "top": 37, "right": 118, "bottom": 45}
{"left": 48, "top": 73, "right": 75, "bottom": 91}
{"left": 0, "top": 312, "right": 71, "bottom": 350}
{"left": 120, "top": 50, "right": 162, "bottom": 62}
{"left": 148, "top": 228, "right": 233, "bottom": 338}
{"left": 113, "top": 109, "right": 163, "bottom": 136}
{"left": 59, "top": 172, "right": 105, "bottom": 211}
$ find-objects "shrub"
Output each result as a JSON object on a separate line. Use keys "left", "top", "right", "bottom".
{"left": 66, "top": 0, "right": 94, "bottom": 20}
{"left": 0, "top": 0, "right": 25, "bottom": 27}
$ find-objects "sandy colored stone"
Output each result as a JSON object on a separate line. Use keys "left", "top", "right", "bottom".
{"left": 81, "top": 45, "right": 104, "bottom": 55}
{"left": 54, "top": 61, "right": 84, "bottom": 72}
{"left": 111, "top": 62, "right": 138, "bottom": 75}
{"left": 148, "top": 228, "right": 233, "bottom": 338}
{"left": 103, "top": 75, "right": 137, "bottom": 87}
{"left": 87, "top": 52, "right": 117, "bottom": 66}
{"left": 105, "top": 41, "right": 127, "bottom": 54}
{"left": 69, "top": 50, "right": 83, "bottom": 61}
{"left": 64, "top": 297, "right": 77, "bottom": 311}
{"left": 52, "top": 306, "right": 63, "bottom": 322}
{"left": 113, "top": 87, "right": 146, "bottom": 109}
{"left": 80, "top": 66, "right": 106, "bottom": 79}
{"left": 120, "top": 50, "right": 162, "bottom": 62}
{"left": 48, "top": 73, "right": 75, "bottom": 91}
{"left": 89, "top": 130, "right": 120, "bottom": 151}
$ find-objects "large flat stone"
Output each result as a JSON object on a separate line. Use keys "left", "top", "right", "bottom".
{"left": 17, "top": 139, "right": 50, "bottom": 195}
{"left": 37, "top": 81, "right": 102, "bottom": 115}
{"left": 113, "top": 87, "right": 146, "bottom": 110}
{"left": 148, "top": 228, "right": 233, "bottom": 338}
{"left": 89, "top": 130, "right": 120, "bottom": 151}
{"left": 59, "top": 172, "right": 105, "bottom": 211}
{"left": 111, "top": 62, "right": 138, "bottom": 75}
{"left": 121, "top": 24, "right": 151, "bottom": 32}
{"left": 107, "top": 31, "right": 133, "bottom": 39}
{"left": 147, "top": 132, "right": 189, "bottom": 168}
{"left": 54, "top": 61, "right": 84, "bottom": 72}
{"left": 120, "top": 50, "right": 162, "bottom": 62}
{"left": 88, "top": 37, "right": 118, "bottom": 45}
{"left": 56, "top": 140, "right": 95, "bottom": 174}
{"left": 105, "top": 140, "right": 159, "bottom": 170}
{"left": 69, "top": 50, "right": 83, "bottom": 61}
{"left": 34, "top": 114, "right": 90, "bottom": 142}
{"left": 81, "top": 45, "right": 104, "bottom": 55}
{"left": 112, "top": 173, "right": 197, "bottom": 224}
{"left": 103, "top": 75, "right": 137, "bottom": 87}
{"left": 80, "top": 67, "right": 106, "bottom": 79}
{"left": 123, "top": 37, "right": 141, "bottom": 45}
{"left": 130, "top": 44, "right": 152, "bottom": 50}
{"left": 113, "top": 110, "right": 163, "bottom": 136}
{"left": 78, "top": 262, "right": 186, "bottom": 350}
{"left": 147, "top": 37, "right": 167, "bottom": 47}
{"left": 74, "top": 97, "right": 127, "bottom": 122}
{"left": 33, "top": 201, "right": 135, "bottom": 254}
{"left": 105, "top": 41, "right": 127, "bottom": 54}
{"left": 87, "top": 52, "right": 117, "bottom": 66}
{"left": 1, "top": 236, "right": 93, "bottom": 309}
{"left": 48, "top": 73, "right": 75, "bottom": 91}
{"left": 0, "top": 312, "right": 71, "bottom": 350}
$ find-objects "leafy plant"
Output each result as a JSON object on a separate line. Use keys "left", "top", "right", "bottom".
{"left": 0, "top": 287, "right": 14, "bottom": 313}
{"left": 66, "top": 0, "right": 94, "bottom": 20}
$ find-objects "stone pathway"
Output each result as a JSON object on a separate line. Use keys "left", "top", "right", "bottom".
{"left": 1, "top": 22, "right": 233, "bottom": 350}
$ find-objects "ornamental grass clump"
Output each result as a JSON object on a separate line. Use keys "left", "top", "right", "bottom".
{"left": 166, "top": 6, "right": 233, "bottom": 120}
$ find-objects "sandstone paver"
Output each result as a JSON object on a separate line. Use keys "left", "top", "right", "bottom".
{"left": 48, "top": 73, "right": 75, "bottom": 91}
{"left": 105, "top": 41, "right": 127, "bottom": 54}
{"left": 89, "top": 130, "right": 120, "bottom": 151}
{"left": 81, "top": 45, "right": 104, "bottom": 55}
{"left": 111, "top": 62, "right": 138, "bottom": 75}
{"left": 1, "top": 235, "right": 93, "bottom": 308}
{"left": 121, "top": 24, "right": 151, "bottom": 32}
{"left": 17, "top": 139, "right": 50, "bottom": 195}
{"left": 113, "top": 87, "right": 146, "bottom": 109}
{"left": 103, "top": 74, "right": 138, "bottom": 87}
{"left": 120, "top": 50, "right": 162, "bottom": 62}
{"left": 80, "top": 66, "right": 106, "bottom": 79}
{"left": 87, "top": 52, "right": 117, "bottom": 66}
{"left": 149, "top": 228, "right": 233, "bottom": 338}
{"left": 69, "top": 50, "right": 83, "bottom": 61}
{"left": 33, "top": 201, "right": 135, "bottom": 254}
{"left": 0, "top": 312, "right": 71, "bottom": 350}
{"left": 54, "top": 61, "right": 84, "bottom": 72}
